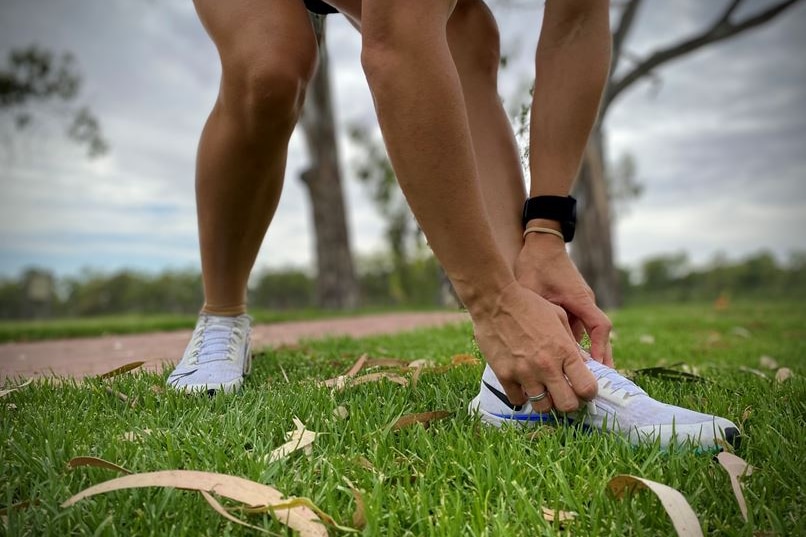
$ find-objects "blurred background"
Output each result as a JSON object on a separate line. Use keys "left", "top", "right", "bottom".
{"left": 0, "top": 0, "right": 804, "bottom": 321}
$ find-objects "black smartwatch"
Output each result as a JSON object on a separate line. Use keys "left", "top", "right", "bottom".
{"left": 522, "top": 195, "right": 577, "bottom": 242}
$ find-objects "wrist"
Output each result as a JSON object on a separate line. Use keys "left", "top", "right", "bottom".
{"left": 453, "top": 268, "right": 517, "bottom": 320}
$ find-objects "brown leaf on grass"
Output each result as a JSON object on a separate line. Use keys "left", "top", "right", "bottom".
{"left": 345, "top": 354, "right": 368, "bottom": 377}
{"left": 0, "top": 500, "right": 37, "bottom": 517}
{"left": 67, "top": 456, "right": 132, "bottom": 475}
{"left": 759, "top": 355, "right": 779, "bottom": 370}
{"left": 332, "top": 406, "right": 349, "bottom": 420}
{"left": 121, "top": 429, "right": 153, "bottom": 442}
{"left": 451, "top": 354, "right": 480, "bottom": 366}
{"left": 407, "top": 359, "right": 435, "bottom": 369}
{"left": 608, "top": 475, "right": 703, "bottom": 537}
{"left": 0, "top": 378, "right": 33, "bottom": 398}
{"left": 410, "top": 365, "right": 424, "bottom": 390}
{"left": 200, "top": 490, "right": 270, "bottom": 534}
{"left": 775, "top": 367, "right": 793, "bottom": 383}
{"left": 365, "top": 358, "right": 410, "bottom": 369}
{"left": 716, "top": 452, "right": 754, "bottom": 521}
{"left": 738, "top": 366, "right": 770, "bottom": 380}
{"left": 631, "top": 363, "right": 705, "bottom": 383}
{"left": 61, "top": 470, "right": 329, "bottom": 537}
{"left": 541, "top": 506, "right": 576, "bottom": 523}
{"left": 342, "top": 477, "right": 366, "bottom": 530}
{"left": 95, "top": 361, "right": 145, "bottom": 380}
{"left": 391, "top": 411, "right": 453, "bottom": 431}
{"left": 104, "top": 386, "right": 136, "bottom": 407}
{"left": 5, "top": 403, "right": 17, "bottom": 411}
{"left": 354, "top": 456, "right": 375, "bottom": 472}
{"left": 348, "top": 372, "right": 408, "bottom": 389}
{"left": 264, "top": 418, "right": 318, "bottom": 464}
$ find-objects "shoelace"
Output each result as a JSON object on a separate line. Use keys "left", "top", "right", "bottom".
{"left": 587, "top": 360, "right": 645, "bottom": 400}
{"left": 188, "top": 317, "right": 244, "bottom": 365}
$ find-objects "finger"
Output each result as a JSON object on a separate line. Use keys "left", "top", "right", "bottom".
{"left": 569, "top": 315, "right": 585, "bottom": 343}
{"left": 563, "top": 301, "right": 612, "bottom": 364}
{"left": 551, "top": 304, "right": 575, "bottom": 340}
{"left": 563, "top": 353, "right": 598, "bottom": 402}
{"left": 587, "top": 320, "right": 613, "bottom": 365}
{"left": 535, "top": 354, "right": 586, "bottom": 412}
{"left": 523, "top": 383, "right": 553, "bottom": 413}
{"left": 500, "top": 378, "right": 527, "bottom": 407}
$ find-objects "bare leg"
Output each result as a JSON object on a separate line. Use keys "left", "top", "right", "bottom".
{"left": 193, "top": 0, "right": 318, "bottom": 315}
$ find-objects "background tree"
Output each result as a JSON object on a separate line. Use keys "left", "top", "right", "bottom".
{"left": 298, "top": 14, "right": 359, "bottom": 310}
{"left": 573, "top": 0, "right": 802, "bottom": 308}
{"left": 0, "top": 45, "right": 107, "bottom": 157}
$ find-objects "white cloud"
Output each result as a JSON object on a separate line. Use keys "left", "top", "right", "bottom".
{"left": 0, "top": 0, "right": 804, "bottom": 280}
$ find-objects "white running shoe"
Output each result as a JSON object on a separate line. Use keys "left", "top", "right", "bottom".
{"left": 166, "top": 314, "right": 252, "bottom": 394}
{"left": 468, "top": 352, "right": 740, "bottom": 450}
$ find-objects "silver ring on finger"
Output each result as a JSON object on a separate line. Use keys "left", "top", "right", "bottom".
{"left": 528, "top": 390, "right": 549, "bottom": 403}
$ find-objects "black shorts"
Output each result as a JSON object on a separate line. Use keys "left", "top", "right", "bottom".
{"left": 304, "top": 0, "right": 338, "bottom": 15}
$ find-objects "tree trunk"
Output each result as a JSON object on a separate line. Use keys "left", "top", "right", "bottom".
{"left": 571, "top": 129, "right": 621, "bottom": 309}
{"left": 299, "top": 15, "right": 359, "bottom": 310}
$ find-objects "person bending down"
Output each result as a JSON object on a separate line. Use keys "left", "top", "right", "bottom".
{"left": 167, "top": 0, "right": 739, "bottom": 450}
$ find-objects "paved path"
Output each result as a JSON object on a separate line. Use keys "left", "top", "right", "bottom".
{"left": 0, "top": 311, "right": 469, "bottom": 381}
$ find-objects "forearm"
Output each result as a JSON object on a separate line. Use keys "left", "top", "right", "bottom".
{"left": 529, "top": 0, "right": 611, "bottom": 198}
{"left": 361, "top": 11, "right": 515, "bottom": 316}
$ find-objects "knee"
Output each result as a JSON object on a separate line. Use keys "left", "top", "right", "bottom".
{"left": 448, "top": 0, "right": 501, "bottom": 82}
{"left": 218, "top": 47, "right": 318, "bottom": 132}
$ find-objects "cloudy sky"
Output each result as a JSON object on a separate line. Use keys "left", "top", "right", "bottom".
{"left": 0, "top": 0, "right": 804, "bottom": 280}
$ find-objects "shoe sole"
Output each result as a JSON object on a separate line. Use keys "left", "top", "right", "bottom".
{"left": 468, "top": 396, "right": 558, "bottom": 427}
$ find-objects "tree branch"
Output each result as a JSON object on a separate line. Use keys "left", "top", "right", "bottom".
{"left": 610, "top": 0, "right": 644, "bottom": 76}
{"left": 602, "top": 0, "right": 802, "bottom": 118}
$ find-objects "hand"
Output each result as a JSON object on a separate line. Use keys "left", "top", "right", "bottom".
{"left": 515, "top": 233, "right": 614, "bottom": 367}
{"left": 471, "top": 281, "right": 598, "bottom": 413}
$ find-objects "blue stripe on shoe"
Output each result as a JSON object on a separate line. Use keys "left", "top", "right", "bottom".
{"left": 492, "top": 412, "right": 560, "bottom": 423}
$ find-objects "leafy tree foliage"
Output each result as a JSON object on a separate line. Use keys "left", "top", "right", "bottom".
{"left": 0, "top": 45, "right": 107, "bottom": 157}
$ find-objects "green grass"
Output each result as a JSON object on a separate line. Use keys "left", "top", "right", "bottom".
{"left": 2, "top": 302, "right": 805, "bottom": 536}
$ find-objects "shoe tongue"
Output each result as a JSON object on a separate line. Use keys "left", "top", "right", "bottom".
{"left": 196, "top": 322, "right": 237, "bottom": 363}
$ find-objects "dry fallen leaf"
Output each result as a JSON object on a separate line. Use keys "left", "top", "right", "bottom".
{"left": 731, "top": 326, "right": 752, "bottom": 339}
{"left": 200, "top": 490, "right": 270, "bottom": 534}
{"left": 61, "top": 470, "right": 329, "bottom": 537}
{"left": 391, "top": 411, "right": 452, "bottom": 431}
{"left": 608, "top": 474, "right": 703, "bottom": 537}
{"left": 716, "top": 452, "right": 754, "bottom": 521}
{"left": 121, "top": 429, "right": 153, "bottom": 443}
{"left": 451, "top": 354, "right": 480, "bottom": 366}
{"left": 410, "top": 365, "right": 424, "bottom": 390}
{"left": 67, "top": 456, "right": 132, "bottom": 475}
{"left": 738, "top": 366, "right": 770, "bottom": 380}
{"left": 264, "top": 418, "right": 318, "bottom": 464}
{"left": 365, "top": 358, "right": 409, "bottom": 368}
{"left": 354, "top": 456, "right": 375, "bottom": 472}
{"left": 345, "top": 354, "right": 368, "bottom": 377}
{"left": 407, "top": 359, "right": 435, "bottom": 369}
{"left": 342, "top": 477, "right": 366, "bottom": 530}
{"left": 95, "top": 361, "right": 145, "bottom": 380}
{"left": 348, "top": 372, "right": 408, "bottom": 389}
{"left": 759, "top": 355, "right": 779, "bottom": 370}
{"left": 0, "top": 378, "right": 33, "bottom": 398}
{"left": 332, "top": 406, "right": 349, "bottom": 420}
{"left": 541, "top": 505, "right": 576, "bottom": 523}
{"left": 775, "top": 367, "right": 793, "bottom": 383}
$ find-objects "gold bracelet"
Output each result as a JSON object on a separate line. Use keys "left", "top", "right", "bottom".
{"left": 523, "top": 226, "right": 564, "bottom": 241}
